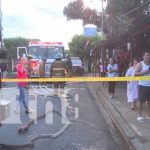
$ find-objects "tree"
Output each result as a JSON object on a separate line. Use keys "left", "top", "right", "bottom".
{"left": 63, "top": 0, "right": 101, "bottom": 28}
{"left": 69, "top": 34, "right": 101, "bottom": 61}
{"left": 3, "top": 37, "right": 29, "bottom": 61}
{"left": 69, "top": 34, "right": 101, "bottom": 72}
{"left": 64, "top": 0, "right": 150, "bottom": 38}
{"left": 106, "top": 0, "right": 150, "bottom": 37}
{"left": 63, "top": 0, "right": 84, "bottom": 20}
{"left": 3, "top": 37, "right": 40, "bottom": 71}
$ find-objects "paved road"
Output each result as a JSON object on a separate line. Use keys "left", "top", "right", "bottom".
{"left": 0, "top": 82, "right": 125, "bottom": 150}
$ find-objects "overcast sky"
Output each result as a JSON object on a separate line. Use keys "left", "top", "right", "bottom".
{"left": 2, "top": 0, "right": 103, "bottom": 48}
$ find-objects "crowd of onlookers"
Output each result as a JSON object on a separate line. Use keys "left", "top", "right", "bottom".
{"left": 15, "top": 54, "right": 71, "bottom": 115}
{"left": 98, "top": 51, "right": 150, "bottom": 123}
{"left": 1, "top": 51, "right": 150, "bottom": 123}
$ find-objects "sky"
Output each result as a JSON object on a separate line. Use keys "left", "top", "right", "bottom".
{"left": 2, "top": 0, "right": 103, "bottom": 49}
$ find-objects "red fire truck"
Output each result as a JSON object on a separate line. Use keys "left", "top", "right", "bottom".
{"left": 17, "top": 41, "right": 65, "bottom": 77}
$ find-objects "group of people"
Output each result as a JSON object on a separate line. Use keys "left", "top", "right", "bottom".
{"left": 16, "top": 53, "right": 73, "bottom": 114}
{"left": 13, "top": 50, "right": 150, "bottom": 123}
{"left": 126, "top": 51, "right": 150, "bottom": 122}
{"left": 99, "top": 51, "right": 150, "bottom": 123}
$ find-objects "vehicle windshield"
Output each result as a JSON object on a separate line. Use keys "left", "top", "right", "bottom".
{"left": 28, "top": 46, "right": 64, "bottom": 59}
{"left": 71, "top": 58, "right": 82, "bottom": 65}
{"left": 47, "top": 46, "right": 64, "bottom": 59}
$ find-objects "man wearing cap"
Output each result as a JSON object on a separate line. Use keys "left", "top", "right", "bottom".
{"left": 50, "top": 53, "right": 67, "bottom": 95}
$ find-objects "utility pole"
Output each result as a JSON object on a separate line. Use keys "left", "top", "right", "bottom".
{"left": 101, "top": 0, "right": 104, "bottom": 39}
{"left": 101, "top": 0, "right": 104, "bottom": 64}
{"left": 0, "top": 0, "right": 2, "bottom": 51}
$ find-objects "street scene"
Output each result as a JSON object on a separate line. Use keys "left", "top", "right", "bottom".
{"left": 0, "top": 82, "right": 127, "bottom": 150}
{"left": 0, "top": 0, "right": 150, "bottom": 150}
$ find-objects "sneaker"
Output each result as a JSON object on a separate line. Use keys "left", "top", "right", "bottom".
{"left": 137, "top": 116, "right": 144, "bottom": 122}
{"left": 25, "top": 109, "right": 35, "bottom": 114}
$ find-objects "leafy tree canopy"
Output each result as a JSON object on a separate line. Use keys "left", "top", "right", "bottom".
{"left": 69, "top": 34, "right": 101, "bottom": 60}
{"left": 63, "top": 0, "right": 101, "bottom": 27}
{"left": 64, "top": 0, "right": 150, "bottom": 37}
{"left": 3, "top": 37, "right": 40, "bottom": 61}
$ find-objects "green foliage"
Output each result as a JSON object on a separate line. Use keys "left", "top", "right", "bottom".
{"left": 63, "top": 0, "right": 150, "bottom": 38}
{"left": 69, "top": 34, "right": 101, "bottom": 61}
{"left": 106, "top": 0, "right": 150, "bottom": 37}
{"left": 106, "top": 0, "right": 148, "bottom": 18}
{"left": 63, "top": 0, "right": 101, "bottom": 27}
{"left": 63, "top": 0, "right": 84, "bottom": 20}
{"left": 3, "top": 37, "right": 40, "bottom": 63}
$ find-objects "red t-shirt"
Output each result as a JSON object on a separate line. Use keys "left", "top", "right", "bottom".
{"left": 16, "top": 63, "right": 27, "bottom": 87}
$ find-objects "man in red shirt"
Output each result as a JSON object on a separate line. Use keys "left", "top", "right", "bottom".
{"left": 16, "top": 58, "right": 31, "bottom": 114}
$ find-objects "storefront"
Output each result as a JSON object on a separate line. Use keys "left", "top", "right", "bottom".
{"left": 92, "top": 15, "right": 150, "bottom": 76}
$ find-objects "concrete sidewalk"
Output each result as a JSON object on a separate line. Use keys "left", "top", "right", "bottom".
{"left": 87, "top": 77, "right": 150, "bottom": 150}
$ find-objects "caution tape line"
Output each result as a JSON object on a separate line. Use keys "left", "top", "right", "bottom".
{"left": 1, "top": 77, "right": 150, "bottom": 82}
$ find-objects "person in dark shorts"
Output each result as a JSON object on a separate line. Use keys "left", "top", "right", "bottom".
{"left": 107, "top": 58, "right": 118, "bottom": 99}
{"left": 135, "top": 51, "right": 150, "bottom": 122}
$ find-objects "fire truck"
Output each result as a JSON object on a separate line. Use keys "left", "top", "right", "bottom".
{"left": 17, "top": 41, "right": 65, "bottom": 77}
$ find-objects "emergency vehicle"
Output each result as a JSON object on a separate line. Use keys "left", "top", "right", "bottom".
{"left": 17, "top": 41, "right": 65, "bottom": 77}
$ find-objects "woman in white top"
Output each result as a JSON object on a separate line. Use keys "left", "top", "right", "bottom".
{"left": 107, "top": 58, "right": 118, "bottom": 99}
{"left": 125, "top": 59, "right": 138, "bottom": 110}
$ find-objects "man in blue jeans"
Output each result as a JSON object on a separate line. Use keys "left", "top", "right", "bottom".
{"left": 16, "top": 58, "right": 31, "bottom": 114}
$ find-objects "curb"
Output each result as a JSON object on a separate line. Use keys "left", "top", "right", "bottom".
{"left": 86, "top": 82, "right": 149, "bottom": 150}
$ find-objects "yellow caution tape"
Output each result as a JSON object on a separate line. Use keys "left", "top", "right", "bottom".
{"left": 1, "top": 76, "right": 150, "bottom": 82}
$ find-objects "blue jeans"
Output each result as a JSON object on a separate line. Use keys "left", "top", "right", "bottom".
{"left": 18, "top": 86, "right": 28, "bottom": 110}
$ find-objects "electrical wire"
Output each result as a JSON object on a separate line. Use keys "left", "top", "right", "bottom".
{"left": 5, "top": 15, "right": 30, "bottom": 36}
{"left": 121, "top": 0, "right": 150, "bottom": 17}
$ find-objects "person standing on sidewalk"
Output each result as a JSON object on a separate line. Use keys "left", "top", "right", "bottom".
{"left": 99, "top": 61, "right": 107, "bottom": 86}
{"left": 107, "top": 58, "right": 118, "bottom": 99}
{"left": 135, "top": 51, "right": 150, "bottom": 122}
{"left": 125, "top": 59, "right": 138, "bottom": 110}
{"left": 16, "top": 57, "right": 31, "bottom": 114}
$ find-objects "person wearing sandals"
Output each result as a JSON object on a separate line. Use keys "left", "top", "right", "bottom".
{"left": 107, "top": 58, "right": 118, "bottom": 99}
{"left": 135, "top": 51, "right": 150, "bottom": 122}
{"left": 125, "top": 59, "right": 138, "bottom": 110}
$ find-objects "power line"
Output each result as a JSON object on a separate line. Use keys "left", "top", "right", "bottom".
{"left": 7, "top": 15, "right": 30, "bottom": 36}
{"left": 121, "top": 0, "right": 150, "bottom": 17}
{"left": 116, "top": 16, "right": 134, "bottom": 27}
{"left": 0, "top": 0, "right": 2, "bottom": 50}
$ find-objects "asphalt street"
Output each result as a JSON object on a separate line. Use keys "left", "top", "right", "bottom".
{"left": 0, "top": 82, "right": 126, "bottom": 150}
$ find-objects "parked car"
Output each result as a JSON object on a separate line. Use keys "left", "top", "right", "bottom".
{"left": 71, "top": 57, "right": 84, "bottom": 76}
